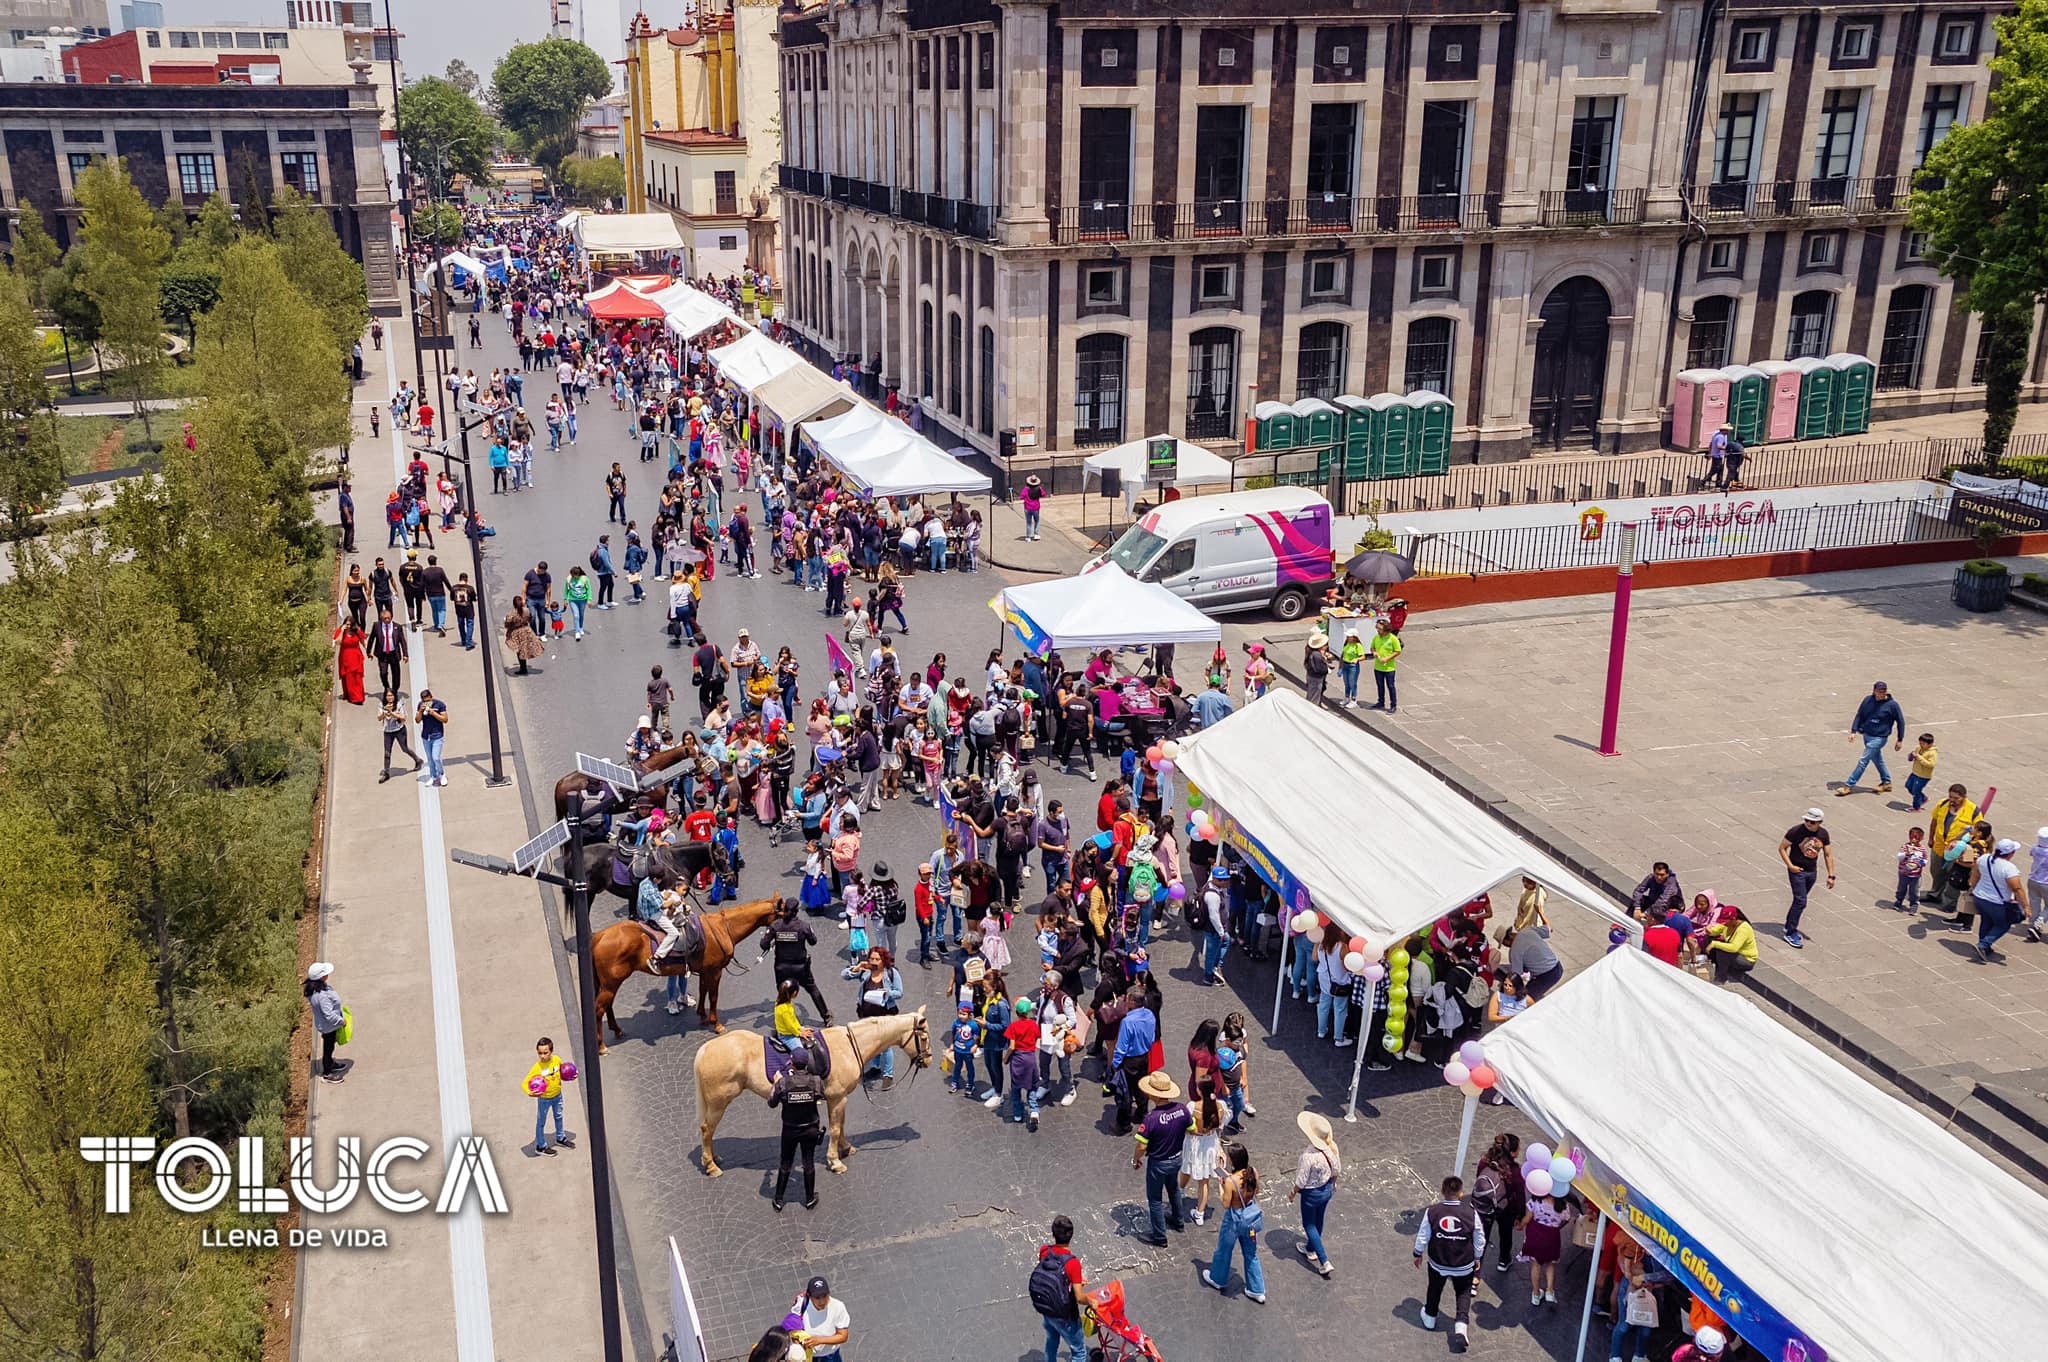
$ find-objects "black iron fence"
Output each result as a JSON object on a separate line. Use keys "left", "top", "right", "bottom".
{"left": 1052, "top": 192, "right": 1502, "bottom": 245}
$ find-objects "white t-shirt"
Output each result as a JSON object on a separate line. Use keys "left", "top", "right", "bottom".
{"left": 801, "top": 1296, "right": 850, "bottom": 1348}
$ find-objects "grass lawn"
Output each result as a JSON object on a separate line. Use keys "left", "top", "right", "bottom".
{"left": 55, "top": 411, "right": 178, "bottom": 478}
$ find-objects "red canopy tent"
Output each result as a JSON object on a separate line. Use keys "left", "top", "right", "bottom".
{"left": 584, "top": 280, "right": 669, "bottom": 322}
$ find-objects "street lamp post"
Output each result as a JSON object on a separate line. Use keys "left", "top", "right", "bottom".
{"left": 1596, "top": 520, "right": 1639, "bottom": 757}
{"left": 424, "top": 407, "right": 510, "bottom": 787}
{"left": 380, "top": 0, "right": 428, "bottom": 405}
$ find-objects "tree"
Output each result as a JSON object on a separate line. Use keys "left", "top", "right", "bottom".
{"left": 398, "top": 76, "right": 498, "bottom": 200}
{"left": 493, "top": 38, "right": 611, "bottom": 173}
{"left": 184, "top": 194, "right": 239, "bottom": 268}
{"left": 0, "top": 274, "right": 61, "bottom": 544}
{"left": 8, "top": 199, "right": 59, "bottom": 309}
{"left": 444, "top": 56, "right": 481, "bottom": 100}
{"left": 1911, "top": 0, "right": 2048, "bottom": 460}
{"left": 270, "top": 187, "right": 368, "bottom": 370}
{"left": 557, "top": 154, "right": 627, "bottom": 207}
{"left": 72, "top": 160, "right": 169, "bottom": 439}
{"left": 158, "top": 258, "right": 221, "bottom": 347}
{"left": 41, "top": 253, "right": 99, "bottom": 393}
{"left": 416, "top": 201, "right": 465, "bottom": 247}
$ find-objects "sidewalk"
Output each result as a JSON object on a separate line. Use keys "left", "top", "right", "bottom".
{"left": 298, "top": 309, "right": 605, "bottom": 1361}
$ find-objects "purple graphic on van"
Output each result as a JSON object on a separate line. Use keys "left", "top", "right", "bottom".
{"left": 1247, "top": 505, "right": 1332, "bottom": 585}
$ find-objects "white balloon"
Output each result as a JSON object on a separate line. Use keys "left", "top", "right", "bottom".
{"left": 1342, "top": 951, "right": 1366, "bottom": 974}
{"left": 1161, "top": 740, "right": 1181, "bottom": 760}
{"left": 1525, "top": 1169, "right": 1553, "bottom": 1198}
{"left": 1459, "top": 1079, "right": 1483, "bottom": 1097}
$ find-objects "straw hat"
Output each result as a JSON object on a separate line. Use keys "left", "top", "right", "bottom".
{"left": 1308, "top": 629, "right": 1329, "bottom": 650}
{"left": 1297, "top": 1110, "right": 1338, "bottom": 1159}
{"left": 1138, "top": 1071, "right": 1181, "bottom": 1102}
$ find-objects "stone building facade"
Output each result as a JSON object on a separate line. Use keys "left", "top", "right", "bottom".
{"left": 0, "top": 76, "right": 398, "bottom": 311}
{"left": 776, "top": 0, "right": 2038, "bottom": 467}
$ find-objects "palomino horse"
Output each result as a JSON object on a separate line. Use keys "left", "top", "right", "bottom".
{"left": 588, "top": 894, "right": 783, "bottom": 1049}
{"left": 553, "top": 744, "right": 697, "bottom": 821}
{"left": 693, "top": 1007, "right": 931, "bottom": 1176}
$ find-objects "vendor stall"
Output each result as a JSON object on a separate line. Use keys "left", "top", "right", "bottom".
{"left": 751, "top": 364, "right": 859, "bottom": 435}
{"left": 708, "top": 331, "right": 804, "bottom": 392}
{"left": 643, "top": 281, "right": 743, "bottom": 340}
{"left": 991, "top": 563, "right": 1222, "bottom": 653}
{"left": 568, "top": 211, "right": 687, "bottom": 257}
{"left": 831, "top": 427, "right": 991, "bottom": 499}
{"left": 583, "top": 279, "right": 669, "bottom": 322}
{"left": 1082, "top": 436, "right": 1234, "bottom": 496}
{"left": 1484, "top": 946, "right": 2048, "bottom": 1362}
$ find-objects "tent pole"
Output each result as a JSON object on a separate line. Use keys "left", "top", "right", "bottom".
{"left": 1450, "top": 1090, "right": 1478, "bottom": 1177}
{"left": 1574, "top": 1210, "right": 1608, "bottom": 1362}
{"left": 1269, "top": 925, "right": 1289, "bottom": 1034}
{"left": 1341, "top": 1009, "right": 1371, "bottom": 1122}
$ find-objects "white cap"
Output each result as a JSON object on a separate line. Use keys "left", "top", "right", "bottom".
{"left": 1803, "top": 807, "right": 1825, "bottom": 822}
{"left": 1693, "top": 1326, "right": 1726, "bottom": 1356}
{"left": 307, "top": 962, "right": 334, "bottom": 981}
{"left": 637, "top": 715, "right": 652, "bottom": 728}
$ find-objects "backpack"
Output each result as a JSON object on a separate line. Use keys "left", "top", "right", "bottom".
{"left": 1128, "top": 860, "right": 1159, "bottom": 903}
{"left": 589, "top": 548, "right": 604, "bottom": 573}
{"left": 1001, "top": 815, "right": 1030, "bottom": 855}
{"left": 996, "top": 705, "right": 1022, "bottom": 737}
{"left": 1471, "top": 1162, "right": 1507, "bottom": 1216}
{"left": 1028, "top": 1249, "right": 1079, "bottom": 1319}
{"left": 969, "top": 708, "right": 997, "bottom": 739}
{"left": 1182, "top": 890, "right": 1205, "bottom": 933}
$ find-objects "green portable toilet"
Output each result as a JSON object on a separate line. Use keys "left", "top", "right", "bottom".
{"left": 1253, "top": 400, "right": 1296, "bottom": 452}
{"left": 1292, "top": 397, "right": 1342, "bottom": 450}
{"left": 1791, "top": 357, "right": 1834, "bottom": 439}
{"left": 1406, "top": 390, "right": 1454, "bottom": 474}
{"left": 1336, "top": 395, "right": 1373, "bottom": 478}
{"left": 1825, "top": 353, "right": 1874, "bottom": 435}
{"left": 1719, "top": 365, "right": 1766, "bottom": 447}
{"left": 1366, "top": 393, "right": 1411, "bottom": 477}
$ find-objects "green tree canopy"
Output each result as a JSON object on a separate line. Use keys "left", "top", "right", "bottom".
{"left": 398, "top": 75, "right": 498, "bottom": 199}
{"left": 492, "top": 38, "right": 611, "bottom": 172}
{"left": 1911, "top": 0, "right": 2048, "bottom": 457}
{"left": 0, "top": 272, "right": 61, "bottom": 543}
{"left": 444, "top": 56, "right": 482, "bottom": 100}
{"left": 557, "top": 154, "right": 627, "bottom": 207}
{"left": 8, "top": 199, "right": 60, "bottom": 308}
{"left": 270, "top": 186, "right": 368, "bottom": 369}
{"left": 73, "top": 159, "right": 170, "bottom": 437}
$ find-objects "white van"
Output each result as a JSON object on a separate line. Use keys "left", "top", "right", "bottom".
{"left": 1089, "top": 488, "right": 1336, "bottom": 620}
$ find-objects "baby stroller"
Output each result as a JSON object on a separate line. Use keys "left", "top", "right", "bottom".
{"left": 1081, "top": 1281, "right": 1163, "bottom": 1362}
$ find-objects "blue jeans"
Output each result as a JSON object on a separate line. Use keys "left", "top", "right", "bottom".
{"left": 1290, "top": 940, "right": 1315, "bottom": 995}
{"left": 665, "top": 974, "right": 686, "bottom": 1005}
{"left": 1316, "top": 986, "right": 1350, "bottom": 1039}
{"left": 429, "top": 596, "right": 447, "bottom": 631}
{"left": 1208, "top": 1205, "right": 1266, "bottom": 1295}
{"left": 458, "top": 613, "right": 476, "bottom": 648}
{"left": 1894, "top": 872, "right": 1921, "bottom": 907}
{"left": 568, "top": 599, "right": 586, "bottom": 632}
{"left": 1847, "top": 734, "right": 1892, "bottom": 785}
{"left": 1024, "top": 507, "right": 1041, "bottom": 537}
{"left": 534, "top": 1093, "right": 564, "bottom": 1149}
{"left": 927, "top": 536, "right": 945, "bottom": 572}
{"left": 1904, "top": 772, "right": 1930, "bottom": 807}
{"left": 1144, "top": 1155, "right": 1187, "bottom": 1238}
{"left": 1032, "top": 1050, "right": 1073, "bottom": 1102}
{"left": 1042, "top": 852, "right": 1069, "bottom": 889}
{"left": 1042, "top": 1314, "right": 1085, "bottom": 1362}
{"left": 423, "top": 734, "right": 445, "bottom": 782}
{"left": 1297, "top": 1180, "right": 1333, "bottom": 1264}
{"left": 1373, "top": 669, "right": 1397, "bottom": 707}
{"left": 1610, "top": 1321, "right": 1652, "bottom": 1360}
{"left": 949, "top": 1049, "right": 978, "bottom": 1092}
{"left": 1339, "top": 660, "right": 1360, "bottom": 700}
{"left": 1785, "top": 868, "right": 1816, "bottom": 932}
{"left": 1202, "top": 929, "right": 1228, "bottom": 976}
{"left": 1978, "top": 897, "right": 2017, "bottom": 951}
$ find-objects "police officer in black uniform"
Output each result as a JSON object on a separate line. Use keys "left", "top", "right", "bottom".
{"left": 767, "top": 1047, "right": 824, "bottom": 1211}
{"left": 761, "top": 899, "right": 832, "bottom": 1022}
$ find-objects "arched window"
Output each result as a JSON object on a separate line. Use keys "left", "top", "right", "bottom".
{"left": 1185, "top": 327, "right": 1239, "bottom": 440}
{"left": 1296, "top": 322, "right": 1348, "bottom": 401}
{"left": 1074, "top": 334, "right": 1126, "bottom": 445}
{"left": 1685, "top": 295, "right": 1737, "bottom": 370}
{"left": 946, "top": 312, "right": 963, "bottom": 415}
{"left": 1785, "top": 290, "right": 1836, "bottom": 360}
{"left": 1877, "top": 285, "right": 1932, "bottom": 389}
{"left": 1403, "top": 318, "right": 1455, "bottom": 395}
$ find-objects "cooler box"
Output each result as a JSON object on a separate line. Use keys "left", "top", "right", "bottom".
{"left": 1750, "top": 359, "right": 1802, "bottom": 442}
{"left": 1253, "top": 400, "right": 1296, "bottom": 451}
{"left": 1671, "top": 368, "right": 1731, "bottom": 451}
{"left": 1825, "top": 353, "right": 1874, "bottom": 436}
{"left": 1292, "top": 396, "right": 1342, "bottom": 450}
{"left": 1792, "top": 357, "right": 1834, "bottom": 439}
{"left": 1366, "top": 393, "right": 1410, "bottom": 478}
{"left": 1406, "top": 390, "right": 1454, "bottom": 475}
{"left": 1720, "top": 365, "right": 1766, "bottom": 447}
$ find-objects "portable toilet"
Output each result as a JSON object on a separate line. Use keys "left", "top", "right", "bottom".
{"left": 1670, "top": 369, "right": 1731, "bottom": 451}
{"left": 1335, "top": 395, "right": 1374, "bottom": 478}
{"left": 1720, "top": 365, "right": 1767, "bottom": 447}
{"left": 1366, "top": 393, "right": 1411, "bottom": 477}
{"left": 1750, "top": 359, "right": 1802, "bottom": 442}
{"left": 1291, "top": 396, "right": 1342, "bottom": 450}
{"left": 1406, "top": 390, "right": 1454, "bottom": 474}
{"left": 1253, "top": 400, "right": 1296, "bottom": 451}
{"left": 1825, "top": 353, "right": 1874, "bottom": 435}
{"left": 1791, "top": 357, "right": 1834, "bottom": 439}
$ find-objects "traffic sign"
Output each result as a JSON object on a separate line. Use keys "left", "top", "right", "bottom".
{"left": 513, "top": 819, "right": 572, "bottom": 875}
{"left": 576, "top": 752, "right": 640, "bottom": 792}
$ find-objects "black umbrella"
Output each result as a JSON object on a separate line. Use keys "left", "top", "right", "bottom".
{"left": 1343, "top": 549, "right": 1416, "bottom": 584}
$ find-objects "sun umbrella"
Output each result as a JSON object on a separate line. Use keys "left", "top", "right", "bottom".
{"left": 1343, "top": 549, "right": 1416, "bottom": 584}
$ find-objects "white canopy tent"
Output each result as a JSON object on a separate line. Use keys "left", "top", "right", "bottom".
{"left": 427, "top": 250, "right": 491, "bottom": 280}
{"left": 991, "top": 563, "right": 1222, "bottom": 653}
{"left": 751, "top": 365, "right": 859, "bottom": 431}
{"left": 708, "top": 331, "right": 804, "bottom": 392}
{"left": 800, "top": 402, "right": 887, "bottom": 448}
{"left": 1485, "top": 946, "right": 2048, "bottom": 1362}
{"left": 1173, "top": 690, "right": 1632, "bottom": 1115}
{"left": 1083, "top": 435, "right": 1234, "bottom": 494}
{"left": 641, "top": 281, "right": 743, "bottom": 339}
{"left": 832, "top": 429, "right": 992, "bottom": 499}
{"left": 569, "top": 211, "right": 687, "bottom": 256}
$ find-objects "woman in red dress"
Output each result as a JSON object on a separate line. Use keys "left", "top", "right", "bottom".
{"left": 334, "top": 620, "right": 368, "bottom": 705}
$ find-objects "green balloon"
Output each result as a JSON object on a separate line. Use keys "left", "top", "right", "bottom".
{"left": 1186, "top": 789, "right": 1204, "bottom": 809}
{"left": 1388, "top": 948, "right": 1411, "bottom": 968}
{"left": 1382, "top": 1034, "right": 1403, "bottom": 1051}
{"left": 1389, "top": 969, "right": 1409, "bottom": 988}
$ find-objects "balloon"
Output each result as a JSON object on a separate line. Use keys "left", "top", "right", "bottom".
{"left": 1315, "top": 912, "right": 1331, "bottom": 929}
{"left": 1442, "top": 1061, "right": 1470, "bottom": 1087}
{"left": 1191, "top": 809, "right": 1212, "bottom": 826}
{"left": 527, "top": 1076, "right": 548, "bottom": 1096}
{"left": 1383, "top": 1014, "right": 1406, "bottom": 1037}
{"left": 1146, "top": 745, "right": 1163, "bottom": 763}
{"left": 1388, "top": 947, "right": 1411, "bottom": 968}
{"left": 1525, "top": 1142, "right": 1551, "bottom": 1168}
{"left": 1186, "top": 789, "right": 1204, "bottom": 809}
{"left": 1469, "top": 1064, "right": 1497, "bottom": 1090}
{"left": 560, "top": 1061, "right": 578, "bottom": 1081}
{"left": 1548, "top": 1156, "right": 1577, "bottom": 1186}
{"left": 1291, "top": 911, "right": 1317, "bottom": 935}
{"left": 1459, "top": 1041, "right": 1486, "bottom": 1068}
{"left": 1362, "top": 962, "right": 1386, "bottom": 982}
{"left": 1382, "top": 1034, "right": 1403, "bottom": 1052}
{"left": 1459, "top": 1080, "right": 1483, "bottom": 1097}
{"left": 1167, "top": 882, "right": 1188, "bottom": 901}
{"left": 1342, "top": 951, "right": 1366, "bottom": 974}
{"left": 1158, "top": 759, "right": 1175, "bottom": 776}
{"left": 1347, "top": 936, "right": 1369, "bottom": 958}
{"left": 1161, "top": 741, "right": 1180, "bottom": 760}
{"left": 1525, "top": 1169, "right": 1553, "bottom": 1198}
{"left": 1551, "top": 1172, "right": 1574, "bottom": 1194}
{"left": 1202, "top": 824, "right": 1221, "bottom": 842}
{"left": 1388, "top": 966, "right": 1409, "bottom": 987}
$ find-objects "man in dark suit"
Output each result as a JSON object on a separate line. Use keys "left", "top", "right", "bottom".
{"left": 368, "top": 606, "right": 408, "bottom": 695}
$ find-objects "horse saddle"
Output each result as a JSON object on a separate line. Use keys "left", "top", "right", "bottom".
{"left": 763, "top": 1034, "right": 832, "bottom": 1085}
{"left": 639, "top": 917, "right": 703, "bottom": 970}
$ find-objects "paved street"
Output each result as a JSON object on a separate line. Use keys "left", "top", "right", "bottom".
{"left": 436, "top": 314, "right": 1609, "bottom": 1362}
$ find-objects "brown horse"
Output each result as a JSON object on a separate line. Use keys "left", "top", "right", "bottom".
{"left": 588, "top": 894, "right": 782, "bottom": 1049}
{"left": 693, "top": 1008, "right": 931, "bottom": 1176}
{"left": 554, "top": 744, "right": 696, "bottom": 821}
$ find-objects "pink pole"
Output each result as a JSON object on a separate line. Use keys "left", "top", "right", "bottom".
{"left": 1598, "top": 523, "right": 1639, "bottom": 757}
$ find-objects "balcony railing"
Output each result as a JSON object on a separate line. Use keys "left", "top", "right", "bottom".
{"left": 922, "top": 194, "right": 957, "bottom": 233}
{"left": 1537, "top": 186, "right": 1647, "bottom": 226}
{"left": 1689, "top": 176, "right": 1904, "bottom": 222}
{"left": 828, "top": 174, "right": 854, "bottom": 205}
{"left": 1185, "top": 407, "right": 1237, "bottom": 442}
{"left": 1053, "top": 193, "right": 1499, "bottom": 245}
{"left": 956, "top": 201, "right": 997, "bottom": 240}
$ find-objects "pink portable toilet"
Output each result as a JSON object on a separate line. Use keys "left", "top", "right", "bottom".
{"left": 1671, "top": 368, "right": 1731, "bottom": 451}
{"left": 1750, "top": 360, "right": 1801, "bottom": 443}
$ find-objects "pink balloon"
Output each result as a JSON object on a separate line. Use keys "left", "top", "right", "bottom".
{"left": 560, "top": 1061, "right": 578, "bottom": 1081}
{"left": 527, "top": 1076, "right": 548, "bottom": 1096}
{"left": 1347, "top": 936, "right": 1369, "bottom": 958}
{"left": 1469, "top": 1064, "right": 1497, "bottom": 1090}
{"left": 1146, "top": 745, "right": 1163, "bottom": 763}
